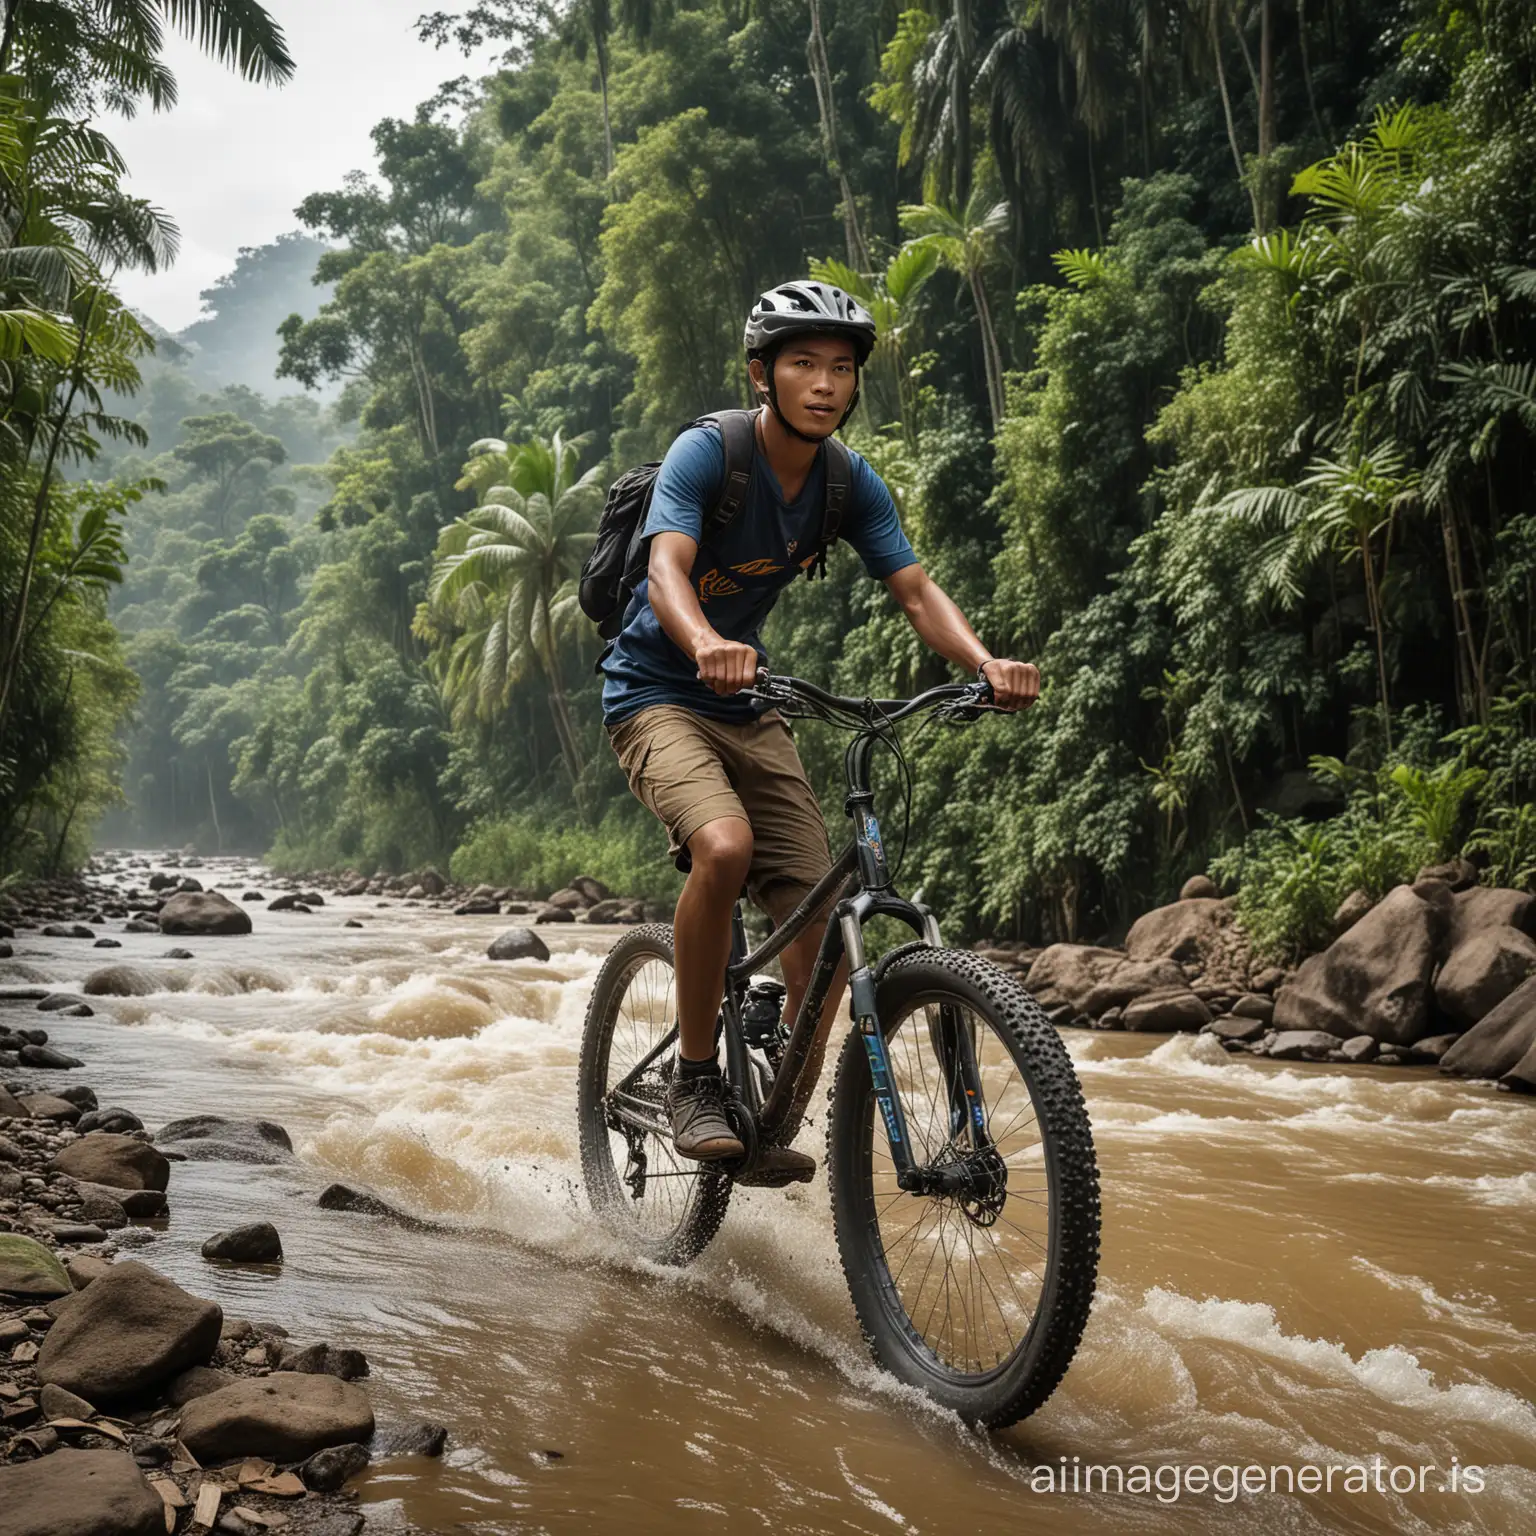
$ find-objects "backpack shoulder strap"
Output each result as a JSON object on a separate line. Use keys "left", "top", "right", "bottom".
{"left": 700, "top": 408, "right": 758, "bottom": 541}
{"left": 809, "top": 435, "right": 852, "bottom": 578}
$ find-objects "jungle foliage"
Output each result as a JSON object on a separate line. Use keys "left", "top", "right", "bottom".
{"left": 17, "top": 0, "right": 1536, "bottom": 957}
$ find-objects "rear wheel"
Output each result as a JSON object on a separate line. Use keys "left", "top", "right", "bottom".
{"left": 827, "top": 947, "right": 1099, "bottom": 1427}
{"left": 577, "top": 925, "right": 731, "bottom": 1265}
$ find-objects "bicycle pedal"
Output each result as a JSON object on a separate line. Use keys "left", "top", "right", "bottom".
{"left": 734, "top": 1147, "right": 817, "bottom": 1188}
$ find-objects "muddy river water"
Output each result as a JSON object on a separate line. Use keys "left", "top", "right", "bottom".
{"left": 6, "top": 858, "right": 1535, "bottom": 1535}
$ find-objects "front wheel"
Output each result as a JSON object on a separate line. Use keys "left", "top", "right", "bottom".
{"left": 827, "top": 947, "right": 1100, "bottom": 1427}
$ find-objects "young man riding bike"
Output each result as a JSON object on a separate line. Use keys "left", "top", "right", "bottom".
{"left": 601, "top": 280, "right": 1040, "bottom": 1173}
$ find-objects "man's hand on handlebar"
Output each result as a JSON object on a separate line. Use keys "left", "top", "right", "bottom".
{"left": 695, "top": 634, "right": 761, "bottom": 696}
{"left": 978, "top": 659, "right": 1041, "bottom": 711}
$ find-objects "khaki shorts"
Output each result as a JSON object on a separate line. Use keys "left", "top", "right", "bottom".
{"left": 608, "top": 705, "right": 833, "bottom": 923}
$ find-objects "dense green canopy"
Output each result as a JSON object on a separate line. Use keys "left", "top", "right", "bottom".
{"left": 6, "top": 0, "right": 1535, "bottom": 957}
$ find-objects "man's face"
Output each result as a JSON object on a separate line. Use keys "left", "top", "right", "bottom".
{"left": 757, "top": 334, "right": 857, "bottom": 436}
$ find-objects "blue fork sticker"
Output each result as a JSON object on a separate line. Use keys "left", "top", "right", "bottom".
{"left": 861, "top": 1024, "right": 902, "bottom": 1144}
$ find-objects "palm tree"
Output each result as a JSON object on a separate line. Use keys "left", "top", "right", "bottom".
{"left": 1218, "top": 441, "right": 1420, "bottom": 749}
{"left": 899, "top": 191, "right": 1010, "bottom": 431}
{"left": 809, "top": 246, "right": 939, "bottom": 442}
{"left": 0, "top": 0, "right": 294, "bottom": 108}
{"left": 423, "top": 431, "right": 602, "bottom": 793}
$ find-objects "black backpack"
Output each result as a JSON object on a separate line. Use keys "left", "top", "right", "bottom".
{"left": 578, "top": 407, "right": 852, "bottom": 641}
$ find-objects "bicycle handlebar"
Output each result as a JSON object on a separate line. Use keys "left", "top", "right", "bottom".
{"left": 747, "top": 668, "right": 998, "bottom": 725}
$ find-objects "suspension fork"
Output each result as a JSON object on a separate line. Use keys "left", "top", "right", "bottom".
{"left": 840, "top": 906, "right": 920, "bottom": 1188}
{"left": 916, "top": 906, "right": 992, "bottom": 1149}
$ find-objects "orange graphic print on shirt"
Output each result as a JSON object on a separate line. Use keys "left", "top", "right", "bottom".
{"left": 696, "top": 568, "right": 744, "bottom": 603}
{"left": 730, "top": 558, "right": 784, "bottom": 576}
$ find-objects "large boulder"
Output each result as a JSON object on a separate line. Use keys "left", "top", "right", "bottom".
{"left": 1272, "top": 884, "right": 1449, "bottom": 1046}
{"left": 157, "top": 889, "right": 252, "bottom": 936}
{"left": 154, "top": 1114, "right": 294, "bottom": 1165}
{"left": 486, "top": 927, "right": 550, "bottom": 963}
{"left": 1125, "top": 899, "right": 1226, "bottom": 967}
{"left": 178, "top": 1371, "right": 375, "bottom": 1463}
{"left": 51, "top": 1133, "right": 170, "bottom": 1192}
{"left": 0, "top": 1448, "right": 164, "bottom": 1536}
{"left": 36, "top": 1260, "right": 222, "bottom": 1404}
{"left": 0, "top": 1232, "right": 72, "bottom": 1298}
{"left": 202, "top": 1221, "right": 282, "bottom": 1263}
{"left": 1439, "top": 976, "right": 1536, "bottom": 1082}
{"left": 1025, "top": 945, "right": 1186, "bottom": 1018}
{"left": 1433, "top": 925, "right": 1536, "bottom": 1030}
{"left": 1179, "top": 875, "right": 1219, "bottom": 901}
{"left": 1449, "top": 886, "right": 1536, "bottom": 950}
{"left": 1122, "top": 989, "right": 1213, "bottom": 1033}
{"left": 81, "top": 964, "right": 159, "bottom": 997}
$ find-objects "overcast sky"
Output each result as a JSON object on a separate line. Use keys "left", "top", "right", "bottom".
{"left": 111, "top": 2, "right": 497, "bottom": 332}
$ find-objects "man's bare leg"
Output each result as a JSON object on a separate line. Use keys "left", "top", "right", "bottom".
{"left": 667, "top": 816, "right": 752, "bottom": 1158}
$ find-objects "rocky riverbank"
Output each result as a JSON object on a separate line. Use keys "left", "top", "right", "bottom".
{"left": 976, "top": 866, "right": 1536, "bottom": 1085}
{"left": 0, "top": 1021, "right": 444, "bottom": 1535}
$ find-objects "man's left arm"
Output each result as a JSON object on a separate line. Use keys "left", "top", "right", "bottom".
{"left": 884, "top": 564, "right": 1040, "bottom": 711}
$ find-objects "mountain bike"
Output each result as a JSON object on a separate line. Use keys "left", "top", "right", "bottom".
{"left": 577, "top": 671, "right": 1100, "bottom": 1427}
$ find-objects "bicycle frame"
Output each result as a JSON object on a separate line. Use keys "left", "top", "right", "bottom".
{"left": 604, "top": 672, "right": 1000, "bottom": 1193}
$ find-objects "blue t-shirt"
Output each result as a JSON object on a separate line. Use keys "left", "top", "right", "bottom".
{"left": 600, "top": 426, "right": 917, "bottom": 724}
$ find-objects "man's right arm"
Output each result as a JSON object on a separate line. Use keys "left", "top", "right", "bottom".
{"left": 648, "top": 532, "right": 759, "bottom": 696}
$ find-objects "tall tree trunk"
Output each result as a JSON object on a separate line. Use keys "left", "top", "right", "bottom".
{"left": 1256, "top": 0, "right": 1275, "bottom": 230}
{"left": 1209, "top": 2, "right": 1261, "bottom": 230}
{"left": 1360, "top": 534, "right": 1392, "bottom": 751}
{"left": 0, "top": 298, "right": 95, "bottom": 742}
{"left": 594, "top": 29, "right": 615, "bottom": 176}
{"left": 1296, "top": 0, "right": 1325, "bottom": 142}
{"left": 206, "top": 756, "right": 224, "bottom": 852}
{"left": 0, "top": 0, "right": 23, "bottom": 72}
{"left": 806, "top": 0, "right": 868, "bottom": 270}
{"left": 951, "top": 0, "right": 974, "bottom": 204}
{"left": 968, "top": 268, "right": 1004, "bottom": 432}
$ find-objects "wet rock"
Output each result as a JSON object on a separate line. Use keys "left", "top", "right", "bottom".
{"left": 147, "top": 873, "right": 178, "bottom": 891}
{"left": 1208, "top": 1015, "right": 1266, "bottom": 1044}
{"left": 35, "top": 1221, "right": 109, "bottom": 1244}
{"left": 63, "top": 1255, "right": 112, "bottom": 1290}
{"left": 1439, "top": 976, "right": 1536, "bottom": 1082}
{"left": 1122, "top": 989, "right": 1212, "bottom": 1032}
{"left": 242, "top": 890, "right": 265, "bottom": 901}
{"left": 1416, "top": 857, "right": 1478, "bottom": 892}
{"left": 158, "top": 889, "right": 252, "bottom": 936}
{"left": 179, "top": 1372, "right": 375, "bottom": 1463}
{"left": 1266, "top": 1030, "right": 1339, "bottom": 1061}
{"left": 1408, "top": 1032, "right": 1460, "bottom": 1063}
{"left": 585, "top": 898, "right": 643, "bottom": 923}
{"left": 1338, "top": 1035, "right": 1378, "bottom": 1062}
{"left": 454, "top": 896, "right": 499, "bottom": 916}
{"left": 165, "top": 1364, "right": 237, "bottom": 1406}
{"left": 19, "top": 1043, "right": 84, "bottom": 1069}
{"left": 1333, "top": 888, "right": 1376, "bottom": 933}
{"left": 19, "top": 1092, "right": 81, "bottom": 1122}
{"left": 375, "top": 1420, "right": 449, "bottom": 1458}
{"left": 1230, "top": 994, "right": 1275, "bottom": 1023}
{"left": 155, "top": 1114, "right": 294, "bottom": 1165}
{"left": 54, "top": 1084, "right": 98, "bottom": 1111}
{"left": 176, "top": 877, "right": 203, "bottom": 893}
{"left": 37, "top": 1260, "right": 221, "bottom": 1404}
{"left": 0, "top": 1082, "right": 27, "bottom": 1118}
{"left": 571, "top": 875, "right": 611, "bottom": 904}
{"left": 202, "top": 1221, "right": 282, "bottom": 1264}
{"left": 1026, "top": 944, "right": 1186, "bottom": 1017}
{"left": 52, "top": 1133, "right": 170, "bottom": 1192}
{"left": 301, "top": 1441, "right": 371, "bottom": 1491}
{"left": 40, "top": 1382, "right": 98, "bottom": 1419}
{"left": 487, "top": 927, "right": 550, "bottom": 963}
{"left": 316, "top": 1182, "right": 404, "bottom": 1219}
{"left": 121, "top": 919, "right": 158, "bottom": 934}
{"left": 91, "top": 938, "right": 120, "bottom": 949}
{"left": 40, "top": 923, "right": 95, "bottom": 939}
{"left": 75, "top": 1107, "right": 144, "bottom": 1136}
{"left": 299, "top": 891, "right": 325, "bottom": 907}
{"left": 278, "top": 1342, "right": 368, "bottom": 1380}
{"left": 1443, "top": 890, "right": 1529, "bottom": 946}
{"left": 81, "top": 964, "right": 158, "bottom": 997}
{"left": 36, "top": 992, "right": 83, "bottom": 1012}
{"left": 534, "top": 904, "right": 575, "bottom": 923}
{"left": 71, "top": 1184, "right": 128, "bottom": 1229}
{"left": 343, "top": 917, "right": 363, "bottom": 928}
{"left": 265, "top": 892, "right": 309, "bottom": 913}
{"left": 1, "top": 1446, "right": 164, "bottom": 1536}
{"left": 1179, "top": 875, "right": 1220, "bottom": 900}
{"left": 546, "top": 886, "right": 588, "bottom": 911}
{"left": 161, "top": 947, "right": 194, "bottom": 960}
{"left": 417, "top": 868, "right": 446, "bottom": 897}
{"left": 1272, "top": 885, "right": 1448, "bottom": 1047}
{"left": 1433, "top": 925, "right": 1536, "bottom": 1030}
{"left": 0, "top": 1233, "right": 72, "bottom": 1297}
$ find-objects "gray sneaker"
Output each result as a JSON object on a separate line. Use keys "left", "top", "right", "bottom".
{"left": 667, "top": 1070, "right": 745, "bottom": 1160}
